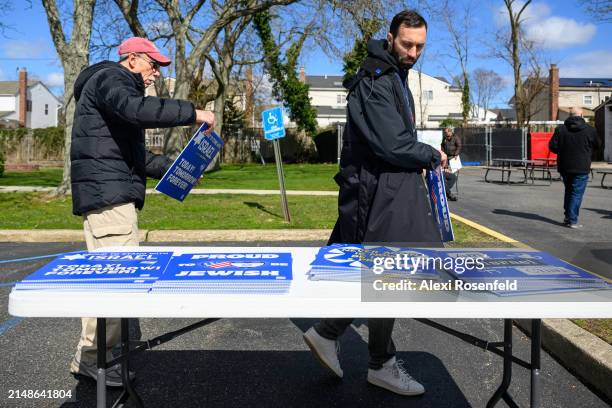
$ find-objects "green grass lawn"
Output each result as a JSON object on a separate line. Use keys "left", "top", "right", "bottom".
{"left": 0, "top": 192, "right": 496, "bottom": 244}
{"left": 0, "top": 168, "right": 64, "bottom": 186}
{"left": 0, "top": 164, "right": 340, "bottom": 191}
{"left": 572, "top": 319, "right": 612, "bottom": 345}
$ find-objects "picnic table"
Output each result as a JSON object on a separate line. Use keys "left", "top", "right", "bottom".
{"left": 484, "top": 159, "right": 541, "bottom": 184}
{"left": 597, "top": 169, "right": 612, "bottom": 189}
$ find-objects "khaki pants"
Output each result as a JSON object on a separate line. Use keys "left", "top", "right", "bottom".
{"left": 71, "top": 202, "right": 139, "bottom": 370}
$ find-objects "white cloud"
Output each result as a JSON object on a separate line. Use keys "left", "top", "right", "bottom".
{"left": 558, "top": 50, "right": 612, "bottom": 77}
{"left": 494, "top": 2, "right": 596, "bottom": 49}
{"left": 45, "top": 72, "right": 64, "bottom": 87}
{"left": 0, "top": 39, "right": 50, "bottom": 59}
{"left": 525, "top": 17, "right": 596, "bottom": 49}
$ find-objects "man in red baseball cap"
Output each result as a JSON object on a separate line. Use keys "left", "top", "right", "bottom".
{"left": 119, "top": 37, "right": 172, "bottom": 66}
{"left": 69, "top": 36, "right": 215, "bottom": 387}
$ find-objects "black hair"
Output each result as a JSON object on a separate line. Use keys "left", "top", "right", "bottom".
{"left": 389, "top": 10, "right": 427, "bottom": 36}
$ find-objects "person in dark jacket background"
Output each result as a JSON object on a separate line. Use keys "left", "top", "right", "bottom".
{"left": 69, "top": 37, "right": 214, "bottom": 386}
{"left": 441, "top": 126, "right": 461, "bottom": 201}
{"left": 303, "top": 10, "right": 446, "bottom": 397}
{"left": 549, "top": 107, "right": 599, "bottom": 228}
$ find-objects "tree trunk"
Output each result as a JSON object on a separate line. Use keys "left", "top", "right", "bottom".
{"left": 42, "top": 0, "right": 96, "bottom": 196}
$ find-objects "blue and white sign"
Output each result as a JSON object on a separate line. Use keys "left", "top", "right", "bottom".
{"left": 262, "top": 107, "right": 286, "bottom": 141}
{"left": 426, "top": 168, "right": 454, "bottom": 242}
{"left": 155, "top": 124, "right": 224, "bottom": 201}
{"left": 158, "top": 252, "right": 293, "bottom": 283}
{"left": 16, "top": 252, "right": 173, "bottom": 291}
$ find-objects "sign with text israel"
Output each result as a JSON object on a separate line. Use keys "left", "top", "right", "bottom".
{"left": 19, "top": 252, "right": 173, "bottom": 283}
{"left": 155, "top": 124, "right": 224, "bottom": 201}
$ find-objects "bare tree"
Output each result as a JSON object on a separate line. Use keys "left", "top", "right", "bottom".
{"left": 471, "top": 69, "right": 504, "bottom": 120}
{"left": 578, "top": 0, "right": 612, "bottom": 23}
{"left": 414, "top": 52, "right": 429, "bottom": 128}
{"left": 42, "top": 0, "right": 96, "bottom": 195}
{"left": 423, "top": 0, "right": 475, "bottom": 127}
{"left": 495, "top": 0, "right": 547, "bottom": 127}
{"left": 0, "top": 0, "right": 12, "bottom": 37}
{"left": 111, "top": 0, "right": 298, "bottom": 158}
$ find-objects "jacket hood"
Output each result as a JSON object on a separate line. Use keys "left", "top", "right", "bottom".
{"left": 74, "top": 61, "right": 143, "bottom": 101}
{"left": 564, "top": 115, "right": 588, "bottom": 132}
{"left": 367, "top": 39, "right": 409, "bottom": 76}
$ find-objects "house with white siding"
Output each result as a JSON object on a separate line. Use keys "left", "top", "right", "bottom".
{"left": 0, "top": 69, "right": 62, "bottom": 128}
{"left": 303, "top": 69, "right": 495, "bottom": 129}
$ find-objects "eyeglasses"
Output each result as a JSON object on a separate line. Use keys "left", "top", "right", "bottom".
{"left": 136, "top": 54, "right": 160, "bottom": 71}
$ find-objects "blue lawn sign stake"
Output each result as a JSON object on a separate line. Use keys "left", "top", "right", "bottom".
{"left": 426, "top": 167, "right": 455, "bottom": 242}
{"left": 262, "top": 107, "right": 286, "bottom": 140}
{"left": 155, "top": 124, "right": 224, "bottom": 202}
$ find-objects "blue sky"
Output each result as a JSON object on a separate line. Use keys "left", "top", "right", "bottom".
{"left": 1, "top": 0, "right": 610, "bottom": 108}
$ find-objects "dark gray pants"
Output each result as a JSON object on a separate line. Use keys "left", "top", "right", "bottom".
{"left": 314, "top": 318, "right": 396, "bottom": 369}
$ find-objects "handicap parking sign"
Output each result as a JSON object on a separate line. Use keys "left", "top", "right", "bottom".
{"left": 262, "top": 107, "right": 286, "bottom": 140}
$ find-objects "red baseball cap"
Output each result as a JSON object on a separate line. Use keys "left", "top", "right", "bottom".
{"left": 118, "top": 37, "right": 171, "bottom": 66}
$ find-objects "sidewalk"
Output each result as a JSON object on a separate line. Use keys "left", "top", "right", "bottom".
{"left": 0, "top": 186, "right": 339, "bottom": 195}
{"left": 0, "top": 229, "right": 333, "bottom": 242}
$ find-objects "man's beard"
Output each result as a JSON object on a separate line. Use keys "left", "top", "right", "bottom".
{"left": 391, "top": 42, "right": 416, "bottom": 69}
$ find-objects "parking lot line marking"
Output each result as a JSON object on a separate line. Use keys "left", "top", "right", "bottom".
{"left": 0, "top": 317, "right": 23, "bottom": 336}
{"left": 0, "top": 251, "right": 83, "bottom": 265}
{"left": 450, "top": 213, "right": 519, "bottom": 243}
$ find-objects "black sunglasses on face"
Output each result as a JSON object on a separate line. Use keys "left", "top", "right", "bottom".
{"left": 137, "top": 54, "right": 160, "bottom": 71}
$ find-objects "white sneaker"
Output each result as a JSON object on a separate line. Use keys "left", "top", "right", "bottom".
{"left": 367, "top": 357, "right": 425, "bottom": 396}
{"left": 303, "top": 327, "right": 343, "bottom": 378}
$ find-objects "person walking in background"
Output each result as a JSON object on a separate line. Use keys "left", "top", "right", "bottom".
{"left": 441, "top": 126, "right": 461, "bottom": 201}
{"left": 549, "top": 107, "right": 599, "bottom": 229}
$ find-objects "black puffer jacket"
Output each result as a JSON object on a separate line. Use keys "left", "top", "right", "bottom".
{"left": 71, "top": 61, "right": 196, "bottom": 215}
{"left": 329, "top": 39, "right": 442, "bottom": 245}
{"left": 549, "top": 116, "right": 599, "bottom": 174}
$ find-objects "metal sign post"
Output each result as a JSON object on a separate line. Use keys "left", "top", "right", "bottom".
{"left": 262, "top": 107, "right": 291, "bottom": 222}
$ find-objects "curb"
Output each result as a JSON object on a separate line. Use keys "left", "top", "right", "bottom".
{"left": 515, "top": 319, "right": 612, "bottom": 402}
{"left": 449, "top": 214, "right": 612, "bottom": 402}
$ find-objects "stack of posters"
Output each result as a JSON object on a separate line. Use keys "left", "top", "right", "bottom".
{"left": 308, "top": 244, "right": 440, "bottom": 282}
{"left": 440, "top": 249, "right": 609, "bottom": 296}
{"left": 151, "top": 252, "right": 293, "bottom": 294}
{"left": 15, "top": 252, "right": 172, "bottom": 292}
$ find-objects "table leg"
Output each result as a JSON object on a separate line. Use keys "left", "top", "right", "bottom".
{"left": 97, "top": 318, "right": 107, "bottom": 408}
{"left": 531, "top": 319, "right": 542, "bottom": 408}
{"left": 486, "top": 319, "right": 516, "bottom": 408}
{"left": 118, "top": 318, "right": 144, "bottom": 407}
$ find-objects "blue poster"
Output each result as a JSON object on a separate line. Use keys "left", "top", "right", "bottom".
{"left": 18, "top": 252, "right": 173, "bottom": 284}
{"left": 157, "top": 252, "right": 293, "bottom": 283}
{"left": 426, "top": 168, "right": 454, "bottom": 242}
{"left": 437, "top": 249, "right": 604, "bottom": 282}
{"left": 262, "top": 107, "right": 286, "bottom": 140}
{"left": 155, "top": 124, "right": 224, "bottom": 201}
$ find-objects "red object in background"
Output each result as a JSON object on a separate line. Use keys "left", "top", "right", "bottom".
{"left": 530, "top": 132, "right": 557, "bottom": 160}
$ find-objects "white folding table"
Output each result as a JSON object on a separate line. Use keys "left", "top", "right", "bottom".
{"left": 9, "top": 246, "right": 612, "bottom": 408}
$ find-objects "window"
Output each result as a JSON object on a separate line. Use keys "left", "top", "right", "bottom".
{"left": 337, "top": 94, "right": 345, "bottom": 104}
{"left": 422, "top": 90, "right": 433, "bottom": 101}
{"left": 26, "top": 100, "right": 32, "bottom": 112}
{"left": 583, "top": 95, "right": 593, "bottom": 105}
{"left": 45, "top": 104, "right": 49, "bottom": 115}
